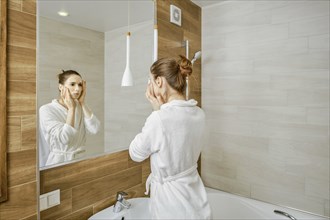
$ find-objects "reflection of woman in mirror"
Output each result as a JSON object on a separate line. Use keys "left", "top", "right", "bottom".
{"left": 129, "top": 56, "right": 211, "bottom": 219}
{"left": 39, "top": 70, "right": 100, "bottom": 167}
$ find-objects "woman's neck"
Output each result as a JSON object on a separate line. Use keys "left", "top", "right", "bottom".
{"left": 167, "top": 92, "right": 185, "bottom": 103}
{"left": 58, "top": 98, "right": 68, "bottom": 109}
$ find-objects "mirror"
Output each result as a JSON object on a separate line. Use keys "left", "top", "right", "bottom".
{"left": 0, "top": 0, "right": 7, "bottom": 203}
{"left": 37, "top": 0, "right": 155, "bottom": 169}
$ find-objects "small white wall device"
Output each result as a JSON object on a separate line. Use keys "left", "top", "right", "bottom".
{"left": 170, "top": 5, "right": 181, "bottom": 26}
{"left": 40, "top": 189, "right": 61, "bottom": 211}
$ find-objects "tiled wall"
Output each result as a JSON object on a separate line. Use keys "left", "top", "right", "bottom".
{"left": 201, "top": 0, "right": 329, "bottom": 217}
{"left": 0, "top": 0, "right": 38, "bottom": 219}
{"left": 104, "top": 20, "right": 154, "bottom": 153}
{"left": 38, "top": 17, "right": 105, "bottom": 157}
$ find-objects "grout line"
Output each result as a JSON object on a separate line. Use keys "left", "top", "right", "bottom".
{"left": 9, "top": 180, "right": 37, "bottom": 189}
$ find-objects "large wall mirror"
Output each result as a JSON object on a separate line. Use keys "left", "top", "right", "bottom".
{"left": 37, "top": 0, "right": 155, "bottom": 170}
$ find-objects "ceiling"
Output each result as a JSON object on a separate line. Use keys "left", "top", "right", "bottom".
{"left": 38, "top": 0, "right": 223, "bottom": 33}
{"left": 38, "top": 0, "right": 154, "bottom": 32}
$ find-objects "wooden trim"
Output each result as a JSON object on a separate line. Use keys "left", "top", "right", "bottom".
{"left": 0, "top": 0, "right": 7, "bottom": 203}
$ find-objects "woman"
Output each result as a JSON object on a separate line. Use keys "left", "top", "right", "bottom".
{"left": 129, "top": 56, "right": 211, "bottom": 219}
{"left": 39, "top": 70, "right": 100, "bottom": 167}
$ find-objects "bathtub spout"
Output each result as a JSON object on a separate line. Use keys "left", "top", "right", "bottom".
{"left": 274, "top": 210, "right": 297, "bottom": 220}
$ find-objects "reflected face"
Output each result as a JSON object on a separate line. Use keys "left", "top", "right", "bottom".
{"left": 63, "top": 75, "right": 83, "bottom": 99}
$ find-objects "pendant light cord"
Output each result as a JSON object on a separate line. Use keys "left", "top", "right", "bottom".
{"left": 127, "top": 0, "right": 130, "bottom": 33}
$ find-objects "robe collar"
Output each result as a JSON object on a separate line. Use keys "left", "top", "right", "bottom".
{"left": 52, "top": 99, "right": 67, "bottom": 111}
{"left": 160, "top": 99, "right": 198, "bottom": 109}
{"left": 52, "top": 99, "right": 79, "bottom": 111}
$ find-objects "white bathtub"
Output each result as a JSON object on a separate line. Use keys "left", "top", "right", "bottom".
{"left": 206, "top": 187, "right": 329, "bottom": 220}
{"left": 90, "top": 187, "right": 329, "bottom": 220}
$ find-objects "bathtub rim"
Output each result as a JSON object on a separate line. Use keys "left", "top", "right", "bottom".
{"left": 204, "top": 186, "right": 329, "bottom": 219}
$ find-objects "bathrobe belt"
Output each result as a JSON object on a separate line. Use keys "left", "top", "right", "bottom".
{"left": 145, "top": 164, "right": 198, "bottom": 195}
{"left": 51, "top": 148, "right": 86, "bottom": 160}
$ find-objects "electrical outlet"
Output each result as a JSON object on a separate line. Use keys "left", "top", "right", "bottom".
{"left": 40, "top": 189, "right": 60, "bottom": 211}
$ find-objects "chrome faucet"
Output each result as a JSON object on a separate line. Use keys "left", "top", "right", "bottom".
{"left": 113, "top": 191, "right": 131, "bottom": 213}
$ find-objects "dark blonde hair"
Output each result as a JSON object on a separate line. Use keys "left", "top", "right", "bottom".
{"left": 58, "top": 70, "right": 81, "bottom": 85}
{"left": 150, "top": 55, "right": 192, "bottom": 94}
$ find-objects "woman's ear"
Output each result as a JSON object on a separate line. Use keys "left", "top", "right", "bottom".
{"left": 58, "top": 84, "right": 63, "bottom": 92}
{"left": 155, "top": 76, "right": 162, "bottom": 87}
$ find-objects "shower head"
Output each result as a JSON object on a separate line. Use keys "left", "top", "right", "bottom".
{"left": 191, "top": 51, "right": 201, "bottom": 64}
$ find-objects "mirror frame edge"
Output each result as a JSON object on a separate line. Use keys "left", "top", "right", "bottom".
{"left": 0, "top": 0, "right": 7, "bottom": 203}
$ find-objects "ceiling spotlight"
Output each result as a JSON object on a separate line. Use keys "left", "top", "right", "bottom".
{"left": 58, "top": 11, "right": 69, "bottom": 17}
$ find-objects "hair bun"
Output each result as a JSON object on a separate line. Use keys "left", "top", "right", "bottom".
{"left": 178, "top": 55, "right": 192, "bottom": 77}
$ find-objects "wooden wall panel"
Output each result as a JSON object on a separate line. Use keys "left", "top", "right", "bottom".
{"left": 40, "top": 152, "right": 149, "bottom": 220}
{"left": 8, "top": 149, "right": 36, "bottom": 187}
{"left": 40, "top": 189, "right": 72, "bottom": 220}
{"left": 7, "top": 45, "right": 36, "bottom": 82}
{"left": 0, "top": 0, "right": 37, "bottom": 219}
{"left": 0, "top": 182, "right": 37, "bottom": 219}
{"left": 7, "top": 116, "right": 21, "bottom": 152}
{"left": 40, "top": 151, "right": 129, "bottom": 193}
{"left": 72, "top": 166, "right": 141, "bottom": 212}
{"left": 21, "top": 115, "right": 36, "bottom": 151}
{"left": 58, "top": 207, "right": 93, "bottom": 220}
{"left": 22, "top": 214, "right": 38, "bottom": 220}
{"left": 8, "top": 8, "right": 36, "bottom": 48}
{"left": 157, "top": 0, "right": 201, "bottom": 106}
{"left": 8, "top": 0, "right": 20, "bottom": 11}
{"left": 0, "top": 0, "right": 8, "bottom": 204}
{"left": 22, "top": 0, "right": 35, "bottom": 15}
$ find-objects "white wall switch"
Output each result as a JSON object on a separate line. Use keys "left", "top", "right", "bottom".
{"left": 39, "top": 189, "right": 61, "bottom": 211}
{"left": 48, "top": 189, "right": 60, "bottom": 207}
{"left": 170, "top": 5, "right": 181, "bottom": 26}
{"left": 40, "top": 196, "right": 48, "bottom": 211}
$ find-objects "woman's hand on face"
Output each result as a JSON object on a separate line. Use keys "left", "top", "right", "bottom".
{"left": 79, "top": 80, "right": 86, "bottom": 105}
{"left": 62, "top": 87, "right": 75, "bottom": 110}
{"left": 145, "top": 82, "right": 164, "bottom": 111}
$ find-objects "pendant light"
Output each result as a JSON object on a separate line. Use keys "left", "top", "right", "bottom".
{"left": 121, "top": 1, "right": 133, "bottom": 86}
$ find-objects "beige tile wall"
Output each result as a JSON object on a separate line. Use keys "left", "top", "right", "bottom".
{"left": 38, "top": 17, "right": 104, "bottom": 156}
{"left": 104, "top": 20, "right": 154, "bottom": 153}
{"left": 201, "top": 0, "right": 329, "bottom": 217}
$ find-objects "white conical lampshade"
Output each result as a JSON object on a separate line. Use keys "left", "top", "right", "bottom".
{"left": 121, "top": 32, "right": 133, "bottom": 86}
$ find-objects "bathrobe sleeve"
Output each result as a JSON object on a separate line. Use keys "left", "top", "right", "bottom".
{"left": 39, "top": 106, "right": 79, "bottom": 146}
{"left": 84, "top": 114, "right": 101, "bottom": 134}
{"left": 129, "top": 111, "right": 163, "bottom": 162}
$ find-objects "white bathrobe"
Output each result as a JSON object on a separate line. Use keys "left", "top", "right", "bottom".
{"left": 129, "top": 99, "right": 211, "bottom": 219}
{"left": 39, "top": 99, "right": 100, "bottom": 167}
